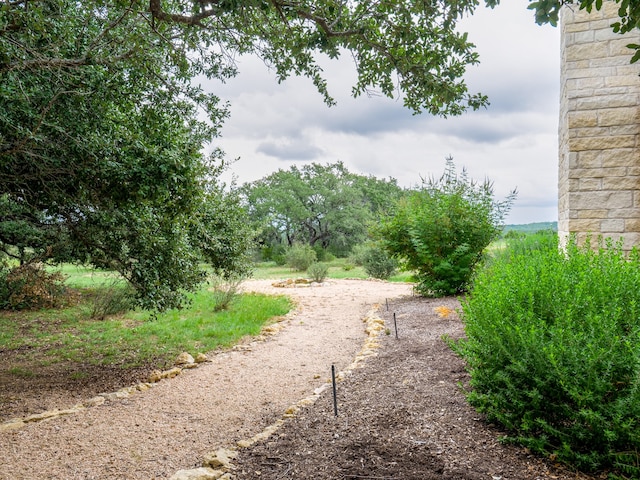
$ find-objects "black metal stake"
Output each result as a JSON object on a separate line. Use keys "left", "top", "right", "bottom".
{"left": 393, "top": 312, "right": 398, "bottom": 339}
{"left": 331, "top": 365, "right": 338, "bottom": 417}
{"left": 386, "top": 298, "right": 389, "bottom": 311}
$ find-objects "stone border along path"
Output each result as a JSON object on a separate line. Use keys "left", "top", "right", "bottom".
{"left": 0, "top": 279, "right": 412, "bottom": 480}
{"left": 168, "top": 303, "right": 390, "bottom": 480}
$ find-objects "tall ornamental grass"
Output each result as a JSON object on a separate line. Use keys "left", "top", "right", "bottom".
{"left": 455, "top": 235, "right": 640, "bottom": 477}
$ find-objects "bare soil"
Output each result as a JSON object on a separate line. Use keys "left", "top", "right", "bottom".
{"left": 233, "top": 295, "right": 599, "bottom": 480}
{"left": 0, "top": 280, "right": 599, "bottom": 479}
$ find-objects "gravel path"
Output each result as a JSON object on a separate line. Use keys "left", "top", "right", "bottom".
{"left": 0, "top": 279, "right": 412, "bottom": 480}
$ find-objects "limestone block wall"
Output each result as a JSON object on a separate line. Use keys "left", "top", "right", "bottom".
{"left": 559, "top": 2, "right": 640, "bottom": 250}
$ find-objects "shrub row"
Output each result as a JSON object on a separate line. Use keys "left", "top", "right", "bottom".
{"left": 455, "top": 235, "right": 640, "bottom": 476}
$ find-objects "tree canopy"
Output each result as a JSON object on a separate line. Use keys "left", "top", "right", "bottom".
{"left": 241, "top": 162, "right": 402, "bottom": 257}
{"left": 2, "top": 0, "right": 638, "bottom": 310}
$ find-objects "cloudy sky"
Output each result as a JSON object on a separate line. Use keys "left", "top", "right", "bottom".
{"left": 205, "top": 0, "right": 561, "bottom": 225}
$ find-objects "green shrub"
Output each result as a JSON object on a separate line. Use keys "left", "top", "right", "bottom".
{"left": 261, "top": 244, "right": 287, "bottom": 264}
{"left": 210, "top": 274, "right": 245, "bottom": 312}
{"left": 90, "top": 282, "right": 136, "bottom": 319}
{"left": 349, "top": 244, "right": 369, "bottom": 266}
{"left": 454, "top": 236, "right": 640, "bottom": 475}
{"left": 360, "top": 243, "right": 398, "bottom": 280}
{"left": 487, "top": 230, "right": 558, "bottom": 268}
{"left": 377, "top": 157, "right": 515, "bottom": 296}
{"left": 0, "top": 260, "right": 10, "bottom": 308}
{"left": 307, "top": 262, "right": 329, "bottom": 282}
{"left": 285, "top": 243, "right": 317, "bottom": 271}
{"left": 342, "top": 262, "right": 355, "bottom": 271}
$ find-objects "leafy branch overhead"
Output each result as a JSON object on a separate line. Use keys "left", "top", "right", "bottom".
{"left": 1, "top": 0, "right": 490, "bottom": 116}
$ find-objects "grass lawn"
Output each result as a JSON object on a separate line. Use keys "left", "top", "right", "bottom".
{"left": 252, "top": 257, "right": 415, "bottom": 283}
{"left": 1, "top": 266, "right": 291, "bottom": 371}
{"left": 1, "top": 259, "right": 412, "bottom": 374}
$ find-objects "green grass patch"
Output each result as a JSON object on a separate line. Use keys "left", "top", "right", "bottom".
{"left": 8, "top": 367, "right": 35, "bottom": 378}
{"left": 49, "top": 264, "right": 125, "bottom": 289}
{"left": 252, "top": 258, "right": 415, "bottom": 283}
{"left": 0, "top": 285, "right": 291, "bottom": 370}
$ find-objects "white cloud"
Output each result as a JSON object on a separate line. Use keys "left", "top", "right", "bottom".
{"left": 206, "top": 0, "right": 561, "bottom": 224}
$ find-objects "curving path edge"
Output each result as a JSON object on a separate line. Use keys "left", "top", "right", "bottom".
{"left": 0, "top": 279, "right": 412, "bottom": 480}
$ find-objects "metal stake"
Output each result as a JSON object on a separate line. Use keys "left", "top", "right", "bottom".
{"left": 331, "top": 365, "right": 338, "bottom": 417}
{"left": 393, "top": 312, "right": 398, "bottom": 339}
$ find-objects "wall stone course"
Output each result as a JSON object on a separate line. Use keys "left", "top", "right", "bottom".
{"left": 598, "top": 86, "right": 638, "bottom": 96}
{"left": 568, "top": 111, "right": 598, "bottom": 128}
{"left": 608, "top": 207, "right": 640, "bottom": 218}
{"left": 576, "top": 150, "right": 602, "bottom": 168}
{"left": 564, "top": 21, "right": 591, "bottom": 32}
{"left": 569, "top": 135, "right": 636, "bottom": 151}
{"left": 589, "top": 19, "right": 618, "bottom": 29}
{"left": 569, "top": 126, "right": 608, "bottom": 138}
{"left": 601, "top": 149, "right": 637, "bottom": 167}
{"left": 597, "top": 108, "right": 638, "bottom": 127}
{"left": 591, "top": 56, "right": 634, "bottom": 68}
{"left": 594, "top": 27, "right": 622, "bottom": 41}
{"left": 573, "top": 30, "right": 595, "bottom": 43}
{"left": 567, "top": 66, "right": 615, "bottom": 81}
{"left": 602, "top": 176, "right": 640, "bottom": 190}
{"left": 601, "top": 218, "right": 626, "bottom": 232}
{"left": 608, "top": 125, "right": 640, "bottom": 136}
{"left": 569, "top": 218, "right": 603, "bottom": 231}
{"left": 576, "top": 76, "right": 605, "bottom": 89}
{"left": 570, "top": 167, "right": 628, "bottom": 179}
{"left": 579, "top": 178, "right": 602, "bottom": 190}
{"left": 575, "top": 94, "right": 637, "bottom": 110}
{"left": 568, "top": 88, "right": 595, "bottom": 99}
{"left": 625, "top": 218, "right": 640, "bottom": 231}
{"left": 568, "top": 191, "right": 633, "bottom": 209}
{"left": 608, "top": 38, "right": 638, "bottom": 56}
{"left": 565, "top": 60, "right": 592, "bottom": 71}
{"left": 577, "top": 209, "right": 609, "bottom": 218}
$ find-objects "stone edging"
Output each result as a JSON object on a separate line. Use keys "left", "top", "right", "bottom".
{"left": 0, "top": 310, "right": 295, "bottom": 434}
{"left": 168, "top": 304, "right": 389, "bottom": 480}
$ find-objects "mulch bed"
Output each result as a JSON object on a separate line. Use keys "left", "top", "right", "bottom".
{"left": 232, "top": 296, "right": 599, "bottom": 480}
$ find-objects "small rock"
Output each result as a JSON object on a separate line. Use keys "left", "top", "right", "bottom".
{"left": 195, "top": 353, "right": 209, "bottom": 363}
{"left": 169, "top": 467, "right": 225, "bottom": 480}
{"left": 163, "top": 367, "right": 183, "bottom": 379}
{"left": 84, "top": 396, "right": 106, "bottom": 407}
{"left": 284, "top": 405, "right": 299, "bottom": 416}
{"left": 104, "top": 388, "right": 135, "bottom": 401}
{"left": 175, "top": 352, "right": 195, "bottom": 365}
{"left": 0, "top": 420, "right": 25, "bottom": 432}
{"left": 149, "top": 370, "right": 163, "bottom": 383}
{"left": 203, "top": 448, "right": 237, "bottom": 469}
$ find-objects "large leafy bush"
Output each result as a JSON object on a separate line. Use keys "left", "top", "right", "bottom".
{"left": 455, "top": 234, "right": 640, "bottom": 476}
{"left": 285, "top": 244, "right": 317, "bottom": 271}
{"left": 360, "top": 243, "right": 398, "bottom": 280}
{"left": 378, "top": 158, "right": 515, "bottom": 296}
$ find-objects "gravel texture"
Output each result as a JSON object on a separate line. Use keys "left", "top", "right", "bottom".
{"left": 0, "top": 279, "right": 412, "bottom": 480}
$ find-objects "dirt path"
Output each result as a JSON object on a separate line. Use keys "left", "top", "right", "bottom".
{"left": 233, "top": 296, "right": 597, "bottom": 480}
{"left": 0, "top": 279, "right": 412, "bottom": 480}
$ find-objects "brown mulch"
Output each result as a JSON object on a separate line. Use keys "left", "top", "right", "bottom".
{"left": 232, "top": 296, "right": 599, "bottom": 480}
